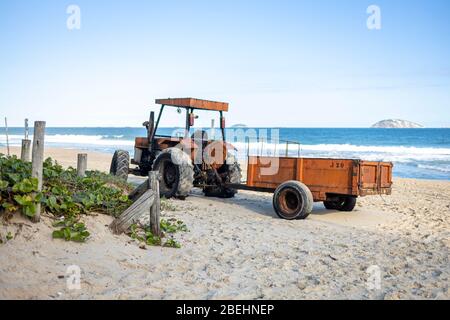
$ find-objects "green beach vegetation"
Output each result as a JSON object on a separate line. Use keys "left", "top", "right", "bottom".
{"left": 0, "top": 154, "right": 187, "bottom": 247}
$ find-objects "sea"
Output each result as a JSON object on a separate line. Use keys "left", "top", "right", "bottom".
{"left": 1, "top": 127, "right": 449, "bottom": 181}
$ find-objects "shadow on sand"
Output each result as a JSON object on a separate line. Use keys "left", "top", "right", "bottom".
{"left": 190, "top": 188, "right": 334, "bottom": 220}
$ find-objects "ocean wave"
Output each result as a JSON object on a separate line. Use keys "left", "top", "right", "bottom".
{"left": 0, "top": 134, "right": 134, "bottom": 147}
{"left": 230, "top": 141, "right": 450, "bottom": 164}
{"left": 417, "top": 164, "right": 450, "bottom": 173}
{"left": 300, "top": 143, "right": 450, "bottom": 155}
{"left": 101, "top": 135, "right": 125, "bottom": 140}
{"left": 231, "top": 142, "right": 450, "bottom": 155}
{"left": 233, "top": 141, "right": 450, "bottom": 154}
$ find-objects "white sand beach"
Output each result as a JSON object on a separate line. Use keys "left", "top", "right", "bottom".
{"left": 0, "top": 147, "right": 449, "bottom": 300}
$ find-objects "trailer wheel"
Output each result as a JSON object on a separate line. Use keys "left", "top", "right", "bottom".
{"left": 273, "top": 181, "right": 313, "bottom": 220}
{"left": 324, "top": 196, "right": 357, "bottom": 212}
{"left": 152, "top": 148, "right": 194, "bottom": 199}
{"left": 110, "top": 150, "right": 130, "bottom": 181}
{"left": 323, "top": 201, "right": 338, "bottom": 210}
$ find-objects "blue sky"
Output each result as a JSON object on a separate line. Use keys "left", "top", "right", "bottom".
{"left": 0, "top": 0, "right": 449, "bottom": 127}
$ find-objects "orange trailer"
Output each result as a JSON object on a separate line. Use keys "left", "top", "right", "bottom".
{"left": 229, "top": 156, "right": 393, "bottom": 220}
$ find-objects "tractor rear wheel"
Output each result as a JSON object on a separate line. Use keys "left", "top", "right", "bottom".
{"left": 323, "top": 196, "right": 357, "bottom": 212}
{"left": 203, "top": 155, "right": 242, "bottom": 198}
{"left": 273, "top": 181, "right": 313, "bottom": 220}
{"left": 152, "top": 148, "right": 194, "bottom": 199}
{"left": 110, "top": 150, "right": 130, "bottom": 181}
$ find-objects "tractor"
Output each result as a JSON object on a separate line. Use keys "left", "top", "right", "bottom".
{"left": 110, "top": 98, "right": 242, "bottom": 199}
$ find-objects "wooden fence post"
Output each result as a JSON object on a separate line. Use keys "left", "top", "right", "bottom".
{"left": 24, "top": 118, "right": 29, "bottom": 140}
{"left": 31, "top": 121, "right": 46, "bottom": 223}
{"left": 77, "top": 153, "right": 87, "bottom": 177}
{"left": 149, "top": 171, "right": 161, "bottom": 237}
{"left": 21, "top": 139, "right": 31, "bottom": 162}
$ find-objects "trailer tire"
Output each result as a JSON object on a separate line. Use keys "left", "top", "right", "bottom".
{"left": 324, "top": 196, "right": 357, "bottom": 212}
{"left": 338, "top": 196, "right": 357, "bottom": 212}
{"left": 203, "top": 155, "right": 242, "bottom": 198}
{"left": 152, "top": 148, "right": 194, "bottom": 199}
{"left": 273, "top": 181, "right": 313, "bottom": 220}
{"left": 110, "top": 150, "right": 130, "bottom": 181}
{"left": 323, "top": 201, "right": 338, "bottom": 210}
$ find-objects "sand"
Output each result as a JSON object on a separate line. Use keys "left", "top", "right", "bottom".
{"left": 0, "top": 146, "right": 113, "bottom": 173}
{"left": 0, "top": 147, "right": 449, "bottom": 300}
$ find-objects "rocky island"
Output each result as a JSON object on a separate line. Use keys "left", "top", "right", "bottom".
{"left": 231, "top": 124, "right": 248, "bottom": 128}
{"left": 371, "top": 119, "right": 424, "bottom": 128}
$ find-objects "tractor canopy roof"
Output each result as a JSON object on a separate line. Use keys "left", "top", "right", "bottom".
{"left": 155, "top": 98, "right": 229, "bottom": 112}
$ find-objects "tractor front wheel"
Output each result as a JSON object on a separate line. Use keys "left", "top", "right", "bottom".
{"left": 110, "top": 150, "right": 130, "bottom": 181}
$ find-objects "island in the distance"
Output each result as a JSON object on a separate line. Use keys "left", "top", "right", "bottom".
{"left": 371, "top": 119, "right": 424, "bottom": 128}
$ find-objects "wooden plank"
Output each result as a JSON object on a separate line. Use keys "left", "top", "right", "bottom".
{"left": 149, "top": 171, "right": 161, "bottom": 237}
{"left": 31, "top": 121, "right": 46, "bottom": 222}
{"left": 128, "top": 178, "right": 150, "bottom": 202}
{"left": 110, "top": 189, "right": 155, "bottom": 235}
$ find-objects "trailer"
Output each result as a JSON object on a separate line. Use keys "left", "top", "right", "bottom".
{"left": 228, "top": 156, "right": 393, "bottom": 220}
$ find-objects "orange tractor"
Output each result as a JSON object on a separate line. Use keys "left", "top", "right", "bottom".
{"left": 110, "top": 98, "right": 242, "bottom": 199}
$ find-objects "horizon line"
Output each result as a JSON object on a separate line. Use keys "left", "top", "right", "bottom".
{"left": 1, "top": 126, "right": 449, "bottom": 129}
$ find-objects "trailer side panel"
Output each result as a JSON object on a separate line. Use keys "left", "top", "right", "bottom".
{"left": 301, "top": 158, "right": 357, "bottom": 200}
{"left": 246, "top": 156, "right": 393, "bottom": 201}
{"left": 247, "top": 157, "right": 358, "bottom": 201}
